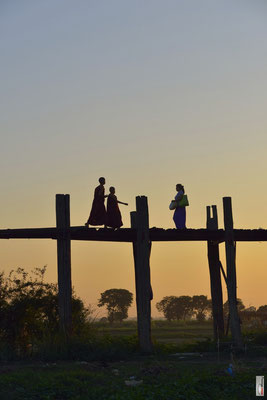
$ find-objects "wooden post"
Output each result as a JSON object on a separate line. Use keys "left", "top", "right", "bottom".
{"left": 130, "top": 196, "right": 152, "bottom": 353}
{"left": 56, "top": 194, "right": 72, "bottom": 336}
{"left": 206, "top": 205, "right": 224, "bottom": 340}
{"left": 223, "top": 197, "right": 243, "bottom": 348}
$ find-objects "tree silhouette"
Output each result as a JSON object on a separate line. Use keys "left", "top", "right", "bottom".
{"left": 256, "top": 305, "right": 267, "bottom": 324}
{"left": 0, "top": 266, "right": 90, "bottom": 354}
{"left": 223, "top": 298, "right": 245, "bottom": 319}
{"left": 257, "top": 305, "right": 267, "bottom": 314}
{"left": 156, "top": 295, "right": 194, "bottom": 321}
{"left": 192, "top": 295, "right": 211, "bottom": 321}
{"left": 156, "top": 296, "right": 180, "bottom": 321}
{"left": 98, "top": 289, "right": 133, "bottom": 323}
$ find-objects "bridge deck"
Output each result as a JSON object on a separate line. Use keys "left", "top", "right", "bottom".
{"left": 0, "top": 227, "right": 267, "bottom": 242}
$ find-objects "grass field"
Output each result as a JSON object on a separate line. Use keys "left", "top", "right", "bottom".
{"left": 0, "top": 355, "right": 266, "bottom": 399}
{"left": 0, "top": 320, "right": 266, "bottom": 399}
{"left": 96, "top": 320, "right": 214, "bottom": 345}
{"left": 95, "top": 320, "right": 220, "bottom": 348}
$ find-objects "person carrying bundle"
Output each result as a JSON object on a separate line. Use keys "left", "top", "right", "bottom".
{"left": 169, "top": 183, "right": 189, "bottom": 229}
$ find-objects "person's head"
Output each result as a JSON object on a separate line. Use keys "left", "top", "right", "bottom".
{"left": 99, "top": 177, "right": 105, "bottom": 185}
{"left": 176, "top": 183, "right": 184, "bottom": 193}
{"left": 109, "top": 186, "right": 115, "bottom": 194}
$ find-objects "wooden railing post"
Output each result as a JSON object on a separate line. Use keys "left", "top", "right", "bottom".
{"left": 130, "top": 196, "right": 152, "bottom": 353}
{"left": 207, "top": 205, "right": 224, "bottom": 340}
{"left": 56, "top": 194, "right": 72, "bottom": 336}
{"left": 223, "top": 197, "right": 243, "bottom": 348}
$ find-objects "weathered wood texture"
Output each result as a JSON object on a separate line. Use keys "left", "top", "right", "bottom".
{"left": 223, "top": 197, "right": 243, "bottom": 348}
{"left": 206, "top": 205, "right": 224, "bottom": 340}
{"left": 56, "top": 194, "right": 72, "bottom": 336}
{"left": 131, "top": 196, "right": 152, "bottom": 353}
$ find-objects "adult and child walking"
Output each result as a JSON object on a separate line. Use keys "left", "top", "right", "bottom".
{"left": 85, "top": 178, "right": 188, "bottom": 229}
{"left": 85, "top": 177, "right": 128, "bottom": 229}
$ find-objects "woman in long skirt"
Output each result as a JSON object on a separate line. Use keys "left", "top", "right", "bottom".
{"left": 106, "top": 187, "right": 128, "bottom": 229}
{"left": 85, "top": 177, "right": 107, "bottom": 227}
{"left": 173, "top": 183, "right": 186, "bottom": 229}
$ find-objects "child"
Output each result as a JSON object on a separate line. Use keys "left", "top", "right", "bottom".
{"left": 106, "top": 187, "right": 128, "bottom": 229}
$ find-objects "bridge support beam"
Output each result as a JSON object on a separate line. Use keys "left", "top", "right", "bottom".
{"left": 223, "top": 197, "right": 243, "bottom": 349}
{"left": 131, "top": 196, "right": 152, "bottom": 353}
{"left": 56, "top": 194, "right": 72, "bottom": 336}
{"left": 207, "top": 205, "right": 225, "bottom": 340}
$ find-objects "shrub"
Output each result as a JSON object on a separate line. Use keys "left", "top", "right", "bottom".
{"left": 0, "top": 266, "right": 94, "bottom": 358}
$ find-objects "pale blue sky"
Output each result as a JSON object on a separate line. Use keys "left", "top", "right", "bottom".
{"left": 1, "top": 1, "right": 267, "bottom": 314}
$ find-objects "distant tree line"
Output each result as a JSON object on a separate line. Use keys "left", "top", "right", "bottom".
{"left": 224, "top": 300, "right": 267, "bottom": 325}
{"left": 156, "top": 295, "right": 211, "bottom": 322}
{"left": 156, "top": 295, "right": 267, "bottom": 324}
{"left": 97, "top": 290, "right": 267, "bottom": 325}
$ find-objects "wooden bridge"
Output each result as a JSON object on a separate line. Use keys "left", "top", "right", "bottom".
{"left": 1, "top": 194, "right": 266, "bottom": 352}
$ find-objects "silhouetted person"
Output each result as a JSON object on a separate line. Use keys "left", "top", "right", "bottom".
{"left": 85, "top": 177, "right": 107, "bottom": 227}
{"left": 106, "top": 186, "right": 128, "bottom": 229}
{"left": 173, "top": 183, "right": 186, "bottom": 229}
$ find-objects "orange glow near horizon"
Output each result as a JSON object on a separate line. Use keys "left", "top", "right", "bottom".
{"left": 1, "top": 205, "right": 267, "bottom": 318}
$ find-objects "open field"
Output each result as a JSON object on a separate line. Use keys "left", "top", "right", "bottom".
{"left": 96, "top": 320, "right": 215, "bottom": 345}
{"left": 0, "top": 321, "right": 266, "bottom": 399}
{"left": 0, "top": 354, "right": 266, "bottom": 400}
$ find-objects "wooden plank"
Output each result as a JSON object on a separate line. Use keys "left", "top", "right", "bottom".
{"left": 131, "top": 197, "right": 152, "bottom": 353}
{"left": 206, "top": 205, "right": 224, "bottom": 340}
{"left": 0, "top": 227, "right": 58, "bottom": 239}
{"left": 223, "top": 197, "right": 243, "bottom": 348}
{"left": 70, "top": 227, "right": 135, "bottom": 242}
{"left": 2, "top": 226, "right": 267, "bottom": 242}
{"left": 149, "top": 228, "right": 225, "bottom": 242}
{"left": 56, "top": 194, "right": 72, "bottom": 336}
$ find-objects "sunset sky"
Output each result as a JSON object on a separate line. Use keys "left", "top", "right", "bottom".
{"left": 1, "top": 1, "right": 267, "bottom": 317}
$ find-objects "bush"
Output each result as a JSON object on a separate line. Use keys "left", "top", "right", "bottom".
{"left": 243, "top": 329, "right": 267, "bottom": 345}
{"left": 0, "top": 266, "right": 94, "bottom": 358}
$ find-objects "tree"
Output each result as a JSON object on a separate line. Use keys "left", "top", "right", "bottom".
{"left": 156, "top": 296, "right": 178, "bottom": 321}
{"left": 223, "top": 298, "right": 245, "bottom": 319}
{"left": 257, "top": 305, "right": 267, "bottom": 314}
{"left": 192, "top": 295, "right": 211, "bottom": 322}
{"left": 156, "top": 296, "right": 194, "bottom": 321}
{"left": 177, "top": 296, "right": 194, "bottom": 320}
{"left": 257, "top": 305, "right": 267, "bottom": 324}
{"left": 98, "top": 289, "right": 133, "bottom": 323}
{"left": 240, "top": 306, "right": 256, "bottom": 322}
{"left": 0, "top": 266, "right": 91, "bottom": 354}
